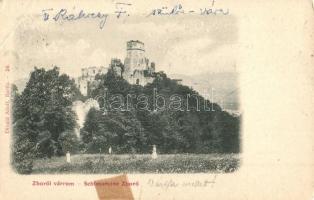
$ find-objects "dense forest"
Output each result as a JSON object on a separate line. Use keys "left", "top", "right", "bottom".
{"left": 12, "top": 67, "right": 240, "bottom": 174}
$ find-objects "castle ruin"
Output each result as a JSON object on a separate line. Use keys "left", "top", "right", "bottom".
{"left": 123, "top": 40, "right": 155, "bottom": 85}
{"left": 76, "top": 66, "right": 108, "bottom": 96}
{"left": 76, "top": 40, "right": 156, "bottom": 96}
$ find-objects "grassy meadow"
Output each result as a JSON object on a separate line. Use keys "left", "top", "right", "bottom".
{"left": 32, "top": 154, "right": 240, "bottom": 174}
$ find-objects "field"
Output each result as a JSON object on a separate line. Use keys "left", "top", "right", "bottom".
{"left": 32, "top": 154, "right": 240, "bottom": 174}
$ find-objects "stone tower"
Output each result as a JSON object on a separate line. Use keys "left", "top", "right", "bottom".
{"left": 124, "top": 40, "right": 148, "bottom": 74}
{"left": 123, "top": 40, "right": 155, "bottom": 86}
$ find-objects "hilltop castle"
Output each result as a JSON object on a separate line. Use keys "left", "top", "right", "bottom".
{"left": 123, "top": 40, "right": 155, "bottom": 85}
{"left": 76, "top": 40, "right": 156, "bottom": 96}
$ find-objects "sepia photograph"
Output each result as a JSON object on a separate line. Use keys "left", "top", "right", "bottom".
{"left": 11, "top": 4, "right": 241, "bottom": 174}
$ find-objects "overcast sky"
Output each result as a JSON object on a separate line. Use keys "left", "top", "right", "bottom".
{"left": 12, "top": 12, "right": 237, "bottom": 81}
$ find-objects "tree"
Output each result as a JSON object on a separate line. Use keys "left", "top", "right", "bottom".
{"left": 12, "top": 66, "right": 79, "bottom": 165}
{"left": 81, "top": 108, "right": 147, "bottom": 154}
{"left": 58, "top": 130, "right": 79, "bottom": 154}
{"left": 80, "top": 108, "right": 103, "bottom": 144}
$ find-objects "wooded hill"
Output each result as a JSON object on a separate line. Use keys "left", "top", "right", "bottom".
{"left": 12, "top": 67, "right": 240, "bottom": 174}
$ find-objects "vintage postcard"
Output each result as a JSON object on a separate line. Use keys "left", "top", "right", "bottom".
{"left": 0, "top": 0, "right": 313, "bottom": 199}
